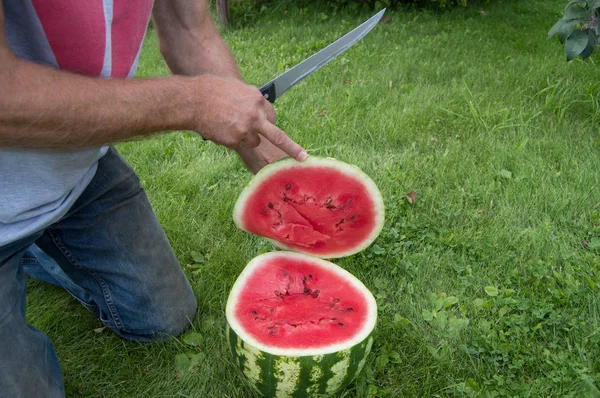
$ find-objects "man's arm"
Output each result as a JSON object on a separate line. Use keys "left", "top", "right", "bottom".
{"left": 152, "top": 0, "right": 297, "bottom": 172}
{"left": 152, "top": 0, "right": 241, "bottom": 78}
{"left": 0, "top": 2, "right": 305, "bottom": 161}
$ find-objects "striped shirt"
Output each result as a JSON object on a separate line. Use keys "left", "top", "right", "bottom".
{"left": 0, "top": 0, "right": 154, "bottom": 246}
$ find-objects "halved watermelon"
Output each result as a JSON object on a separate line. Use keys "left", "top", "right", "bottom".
{"left": 226, "top": 251, "right": 377, "bottom": 397}
{"left": 233, "top": 156, "right": 384, "bottom": 258}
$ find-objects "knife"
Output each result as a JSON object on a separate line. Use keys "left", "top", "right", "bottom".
{"left": 259, "top": 9, "right": 385, "bottom": 103}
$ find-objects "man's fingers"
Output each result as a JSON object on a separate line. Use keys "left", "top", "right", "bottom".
{"left": 264, "top": 101, "right": 277, "bottom": 124}
{"left": 258, "top": 121, "right": 307, "bottom": 162}
{"left": 242, "top": 133, "right": 261, "bottom": 148}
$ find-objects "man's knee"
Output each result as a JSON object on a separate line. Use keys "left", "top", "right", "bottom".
{"left": 155, "top": 287, "right": 198, "bottom": 338}
{"left": 120, "top": 283, "right": 198, "bottom": 342}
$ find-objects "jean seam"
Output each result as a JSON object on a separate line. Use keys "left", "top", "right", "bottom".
{"left": 46, "top": 229, "right": 128, "bottom": 332}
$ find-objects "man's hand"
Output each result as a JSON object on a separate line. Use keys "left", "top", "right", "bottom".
{"left": 191, "top": 74, "right": 306, "bottom": 162}
{"left": 153, "top": 0, "right": 306, "bottom": 167}
{"left": 236, "top": 137, "right": 288, "bottom": 174}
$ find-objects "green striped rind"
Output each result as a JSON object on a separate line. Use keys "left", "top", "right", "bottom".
{"left": 227, "top": 323, "right": 375, "bottom": 398}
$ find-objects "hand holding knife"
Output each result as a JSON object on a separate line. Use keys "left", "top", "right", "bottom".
{"left": 232, "top": 9, "right": 385, "bottom": 170}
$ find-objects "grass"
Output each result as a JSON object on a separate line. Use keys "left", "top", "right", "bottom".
{"left": 25, "top": 0, "right": 600, "bottom": 396}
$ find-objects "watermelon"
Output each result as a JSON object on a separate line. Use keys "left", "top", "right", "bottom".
{"left": 226, "top": 251, "right": 377, "bottom": 398}
{"left": 233, "top": 156, "right": 385, "bottom": 258}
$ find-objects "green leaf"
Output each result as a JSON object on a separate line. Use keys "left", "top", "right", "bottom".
{"left": 558, "top": 20, "right": 578, "bottom": 44}
{"left": 434, "top": 310, "right": 448, "bottom": 329}
{"left": 182, "top": 332, "right": 204, "bottom": 346}
{"left": 564, "top": 5, "right": 591, "bottom": 20}
{"left": 443, "top": 296, "right": 459, "bottom": 308}
{"left": 484, "top": 286, "right": 499, "bottom": 296}
{"left": 426, "top": 345, "right": 440, "bottom": 359}
{"left": 370, "top": 244, "right": 386, "bottom": 255}
{"left": 580, "top": 30, "right": 598, "bottom": 59}
{"left": 174, "top": 351, "right": 205, "bottom": 376}
{"left": 472, "top": 298, "right": 485, "bottom": 307}
{"left": 174, "top": 353, "right": 191, "bottom": 375}
{"left": 393, "top": 314, "right": 411, "bottom": 327}
{"left": 565, "top": 0, "right": 587, "bottom": 10}
{"left": 200, "top": 316, "right": 216, "bottom": 333}
{"left": 434, "top": 298, "right": 444, "bottom": 312}
{"left": 365, "top": 385, "right": 378, "bottom": 397}
{"left": 422, "top": 309, "right": 434, "bottom": 322}
{"left": 389, "top": 351, "right": 402, "bottom": 364}
{"left": 590, "top": 0, "right": 600, "bottom": 10}
{"left": 588, "top": 237, "right": 600, "bottom": 249}
{"left": 497, "top": 169, "right": 512, "bottom": 179}
{"left": 498, "top": 306, "right": 510, "bottom": 318}
{"left": 466, "top": 378, "right": 481, "bottom": 392}
{"left": 548, "top": 19, "right": 567, "bottom": 39}
{"left": 190, "top": 251, "right": 205, "bottom": 263}
{"left": 188, "top": 352, "right": 204, "bottom": 368}
{"left": 448, "top": 317, "right": 469, "bottom": 331}
{"left": 375, "top": 354, "right": 389, "bottom": 371}
{"left": 566, "top": 29, "right": 592, "bottom": 61}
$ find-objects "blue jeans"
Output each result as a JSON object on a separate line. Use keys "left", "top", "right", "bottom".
{"left": 0, "top": 147, "right": 198, "bottom": 397}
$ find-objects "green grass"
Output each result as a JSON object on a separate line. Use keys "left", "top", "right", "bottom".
{"left": 26, "top": 0, "right": 600, "bottom": 396}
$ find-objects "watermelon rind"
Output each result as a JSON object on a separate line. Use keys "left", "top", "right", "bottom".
{"left": 233, "top": 156, "right": 385, "bottom": 259}
{"left": 227, "top": 324, "right": 374, "bottom": 398}
{"left": 225, "top": 251, "right": 377, "bottom": 397}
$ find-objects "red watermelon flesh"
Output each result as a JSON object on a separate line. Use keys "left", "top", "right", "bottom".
{"left": 234, "top": 157, "right": 384, "bottom": 258}
{"left": 233, "top": 253, "right": 370, "bottom": 349}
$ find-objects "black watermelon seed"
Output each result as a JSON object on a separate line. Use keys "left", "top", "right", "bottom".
{"left": 338, "top": 322, "right": 344, "bottom": 326}
{"left": 308, "top": 274, "right": 313, "bottom": 279}
{"left": 274, "top": 290, "right": 280, "bottom": 296}
{"left": 347, "top": 308, "right": 354, "bottom": 312}
{"left": 334, "top": 298, "right": 340, "bottom": 303}
{"left": 268, "top": 202, "right": 274, "bottom": 209}
{"left": 304, "top": 288, "right": 311, "bottom": 295}
{"left": 252, "top": 310, "right": 257, "bottom": 315}
{"left": 312, "top": 290, "right": 320, "bottom": 298}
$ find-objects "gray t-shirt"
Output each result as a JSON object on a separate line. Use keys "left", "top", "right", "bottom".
{"left": 1, "top": 0, "right": 154, "bottom": 246}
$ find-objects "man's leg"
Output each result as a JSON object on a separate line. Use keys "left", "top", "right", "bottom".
{"left": 33, "top": 146, "right": 197, "bottom": 341}
{"left": 0, "top": 235, "right": 65, "bottom": 397}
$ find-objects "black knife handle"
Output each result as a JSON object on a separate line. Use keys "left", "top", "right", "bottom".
{"left": 259, "top": 82, "right": 276, "bottom": 103}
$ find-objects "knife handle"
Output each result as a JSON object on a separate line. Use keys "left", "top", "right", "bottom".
{"left": 259, "top": 82, "right": 276, "bottom": 103}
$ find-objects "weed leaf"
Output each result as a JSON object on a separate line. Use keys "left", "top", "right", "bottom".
{"left": 497, "top": 169, "right": 512, "bottom": 179}
{"left": 182, "top": 332, "right": 204, "bottom": 346}
{"left": 190, "top": 251, "right": 205, "bottom": 264}
{"left": 484, "top": 286, "right": 499, "bottom": 297}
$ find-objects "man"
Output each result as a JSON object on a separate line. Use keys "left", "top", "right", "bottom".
{"left": 0, "top": 0, "right": 307, "bottom": 396}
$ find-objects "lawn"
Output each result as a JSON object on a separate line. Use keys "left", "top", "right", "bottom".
{"left": 26, "top": 0, "right": 599, "bottom": 397}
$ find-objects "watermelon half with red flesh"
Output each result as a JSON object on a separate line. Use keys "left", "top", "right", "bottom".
{"left": 233, "top": 156, "right": 385, "bottom": 258}
{"left": 226, "top": 251, "right": 377, "bottom": 397}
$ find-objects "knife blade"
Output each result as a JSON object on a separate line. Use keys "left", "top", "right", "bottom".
{"left": 259, "top": 9, "right": 385, "bottom": 103}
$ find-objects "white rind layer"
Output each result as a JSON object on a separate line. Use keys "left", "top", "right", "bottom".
{"left": 232, "top": 156, "right": 385, "bottom": 259}
{"left": 225, "top": 251, "right": 378, "bottom": 357}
